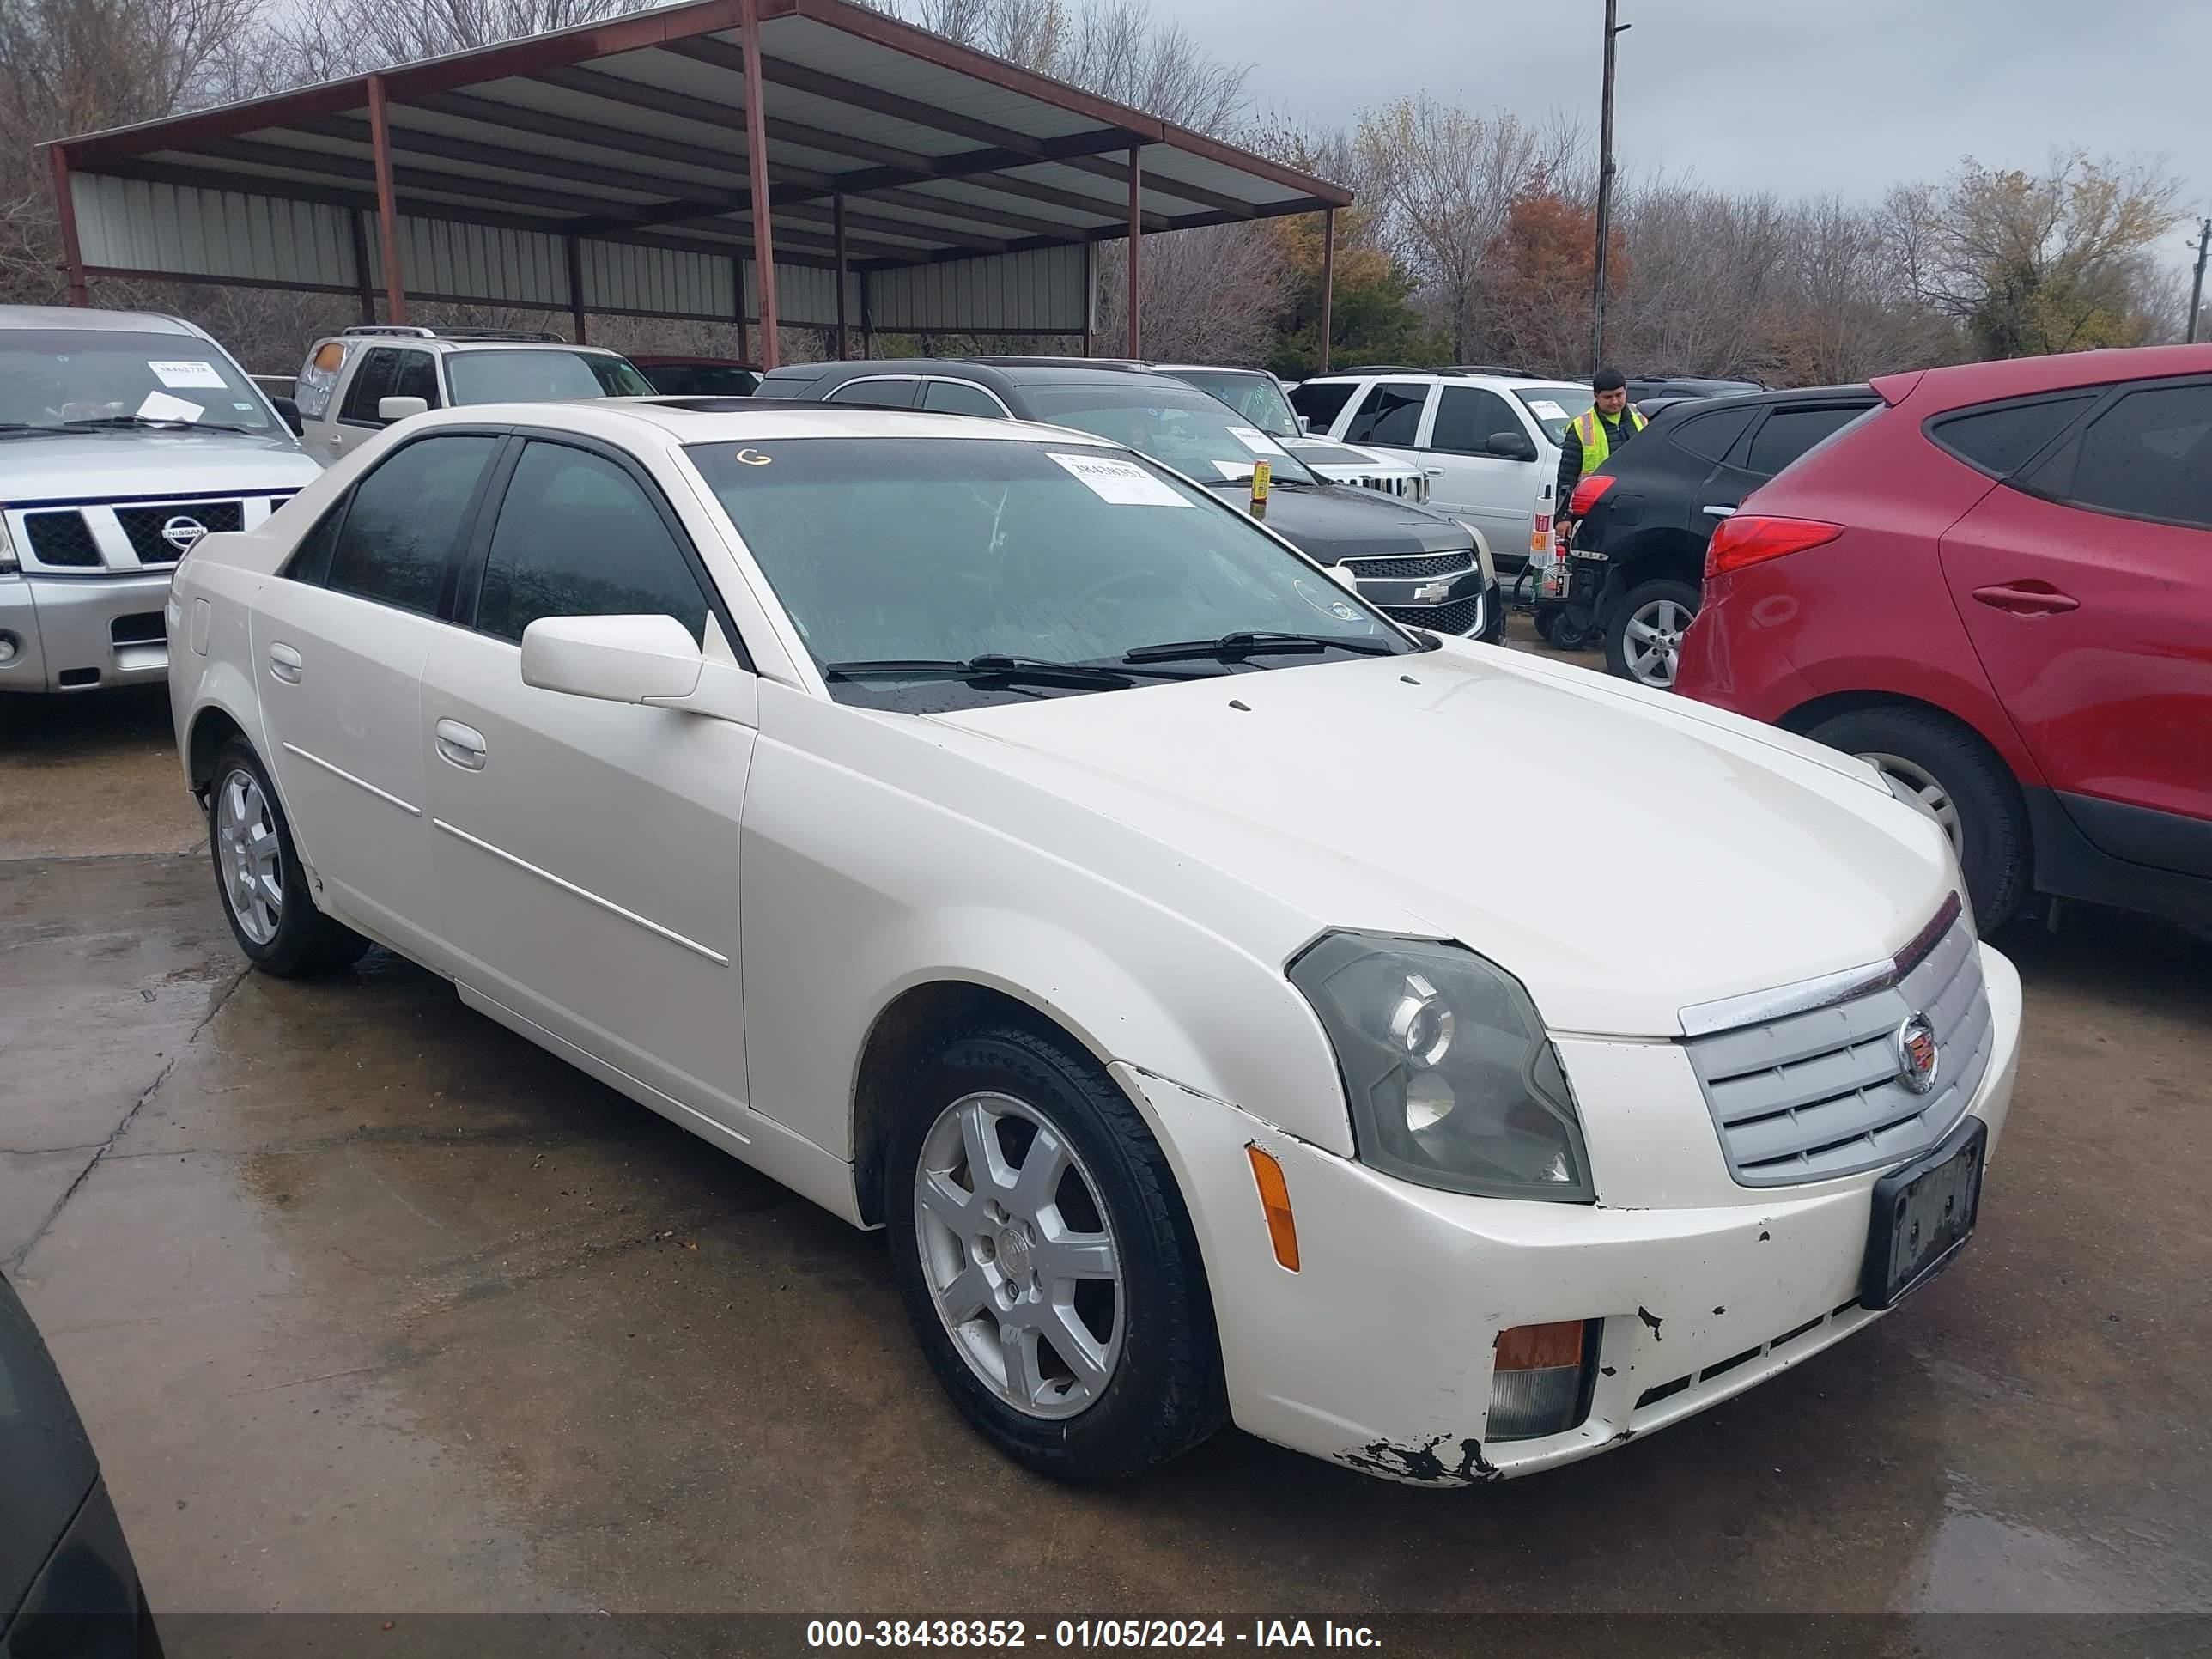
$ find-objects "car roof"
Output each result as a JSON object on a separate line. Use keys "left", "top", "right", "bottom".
{"left": 1645, "top": 384, "right": 1874, "bottom": 421}
{"left": 1878, "top": 343, "right": 2212, "bottom": 413}
{"left": 414, "top": 398, "right": 1126, "bottom": 450}
{"left": 629, "top": 355, "right": 760, "bottom": 368}
{"left": 0, "top": 305, "right": 197, "bottom": 335}
{"left": 1296, "top": 368, "right": 1576, "bottom": 390}
{"left": 757, "top": 358, "right": 1184, "bottom": 395}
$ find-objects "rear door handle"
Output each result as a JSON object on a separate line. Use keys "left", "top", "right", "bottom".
{"left": 268, "top": 642, "right": 303, "bottom": 684}
{"left": 1972, "top": 581, "right": 2079, "bottom": 616}
{"left": 434, "top": 719, "right": 488, "bottom": 771}
{"left": 1702, "top": 504, "right": 1738, "bottom": 519}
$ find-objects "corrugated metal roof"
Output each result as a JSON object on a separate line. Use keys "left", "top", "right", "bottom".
{"left": 49, "top": 0, "right": 1350, "bottom": 330}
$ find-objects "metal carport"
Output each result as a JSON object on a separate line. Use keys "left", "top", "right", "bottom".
{"left": 42, "top": 0, "right": 1352, "bottom": 368}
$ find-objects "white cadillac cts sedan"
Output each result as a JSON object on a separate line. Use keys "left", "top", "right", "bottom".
{"left": 168, "top": 401, "right": 2021, "bottom": 1486}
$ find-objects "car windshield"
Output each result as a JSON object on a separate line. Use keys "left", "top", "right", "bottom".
{"left": 688, "top": 436, "right": 1405, "bottom": 711}
{"left": 1167, "top": 370, "right": 1303, "bottom": 441}
{"left": 1019, "top": 382, "right": 1323, "bottom": 487}
{"left": 1512, "top": 385, "right": 1595, "bottom": 444}
{"left": 446, "top": 349, "right": 655, "bottom": 404}
{"left": 0, "top": 330, "right": 276, "bottom": 432}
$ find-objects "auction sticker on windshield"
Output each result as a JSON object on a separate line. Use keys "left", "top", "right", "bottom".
{"left": 137, "top": 390, "right": 205, "bottom": 422}
{"left": 149, "top": 360, "right": 229, "bottom": 389}
{"left": 1226, "top": 425, "right": 1288, "bottom": 456}
{"left": 1528, "top": 400, "right": 1569, "bottom": 422}
{"left": 1048, "top": 451, "right": 1193, "bottom": 507}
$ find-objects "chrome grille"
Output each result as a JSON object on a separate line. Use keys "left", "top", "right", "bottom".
{"left": 1343, "top": 553, "right": 1470, "bottom": 580}
{"left": 1682, "top": 908, "right": 1991, "bottom": 1187}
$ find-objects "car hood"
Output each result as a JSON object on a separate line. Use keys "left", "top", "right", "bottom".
{"left": 925, "top": 643, "right": 1954, "bottom": 1037}
{"left": 0, "top": 428, "right": 319, "bottom": 499}
{"left": 1207, "top": 481, "right": 1469, "bottom": 562}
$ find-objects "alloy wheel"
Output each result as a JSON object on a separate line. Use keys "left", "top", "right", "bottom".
{"left": 913, "top": 1091, "right": 1123, "bottom": 1420}
{"left": 216, "top": 767, "right": 283, "bottom": 945}
{"left": 1622, "top": 599, "right": 1691, "bottom": 688}
{"left": 1861, "top": 750, "right": 1965, "bottom": 855}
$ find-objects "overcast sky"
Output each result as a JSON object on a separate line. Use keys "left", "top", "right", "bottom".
{"left": 1183, "top": 0, "right": 2209, "bottom": 272}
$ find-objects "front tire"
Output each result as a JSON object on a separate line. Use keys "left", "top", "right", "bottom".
{"left": 207, "top": 739, "right": 371, "bottom": 977}
{"left": 1605, "top": 578, "right": 1700, "bottom": 689}
{"left": 884, "top": 1020, "right": 1225, "bottom": 1483}
{"left": 1806, "top": 707, "right": 2031, "bottom": 929}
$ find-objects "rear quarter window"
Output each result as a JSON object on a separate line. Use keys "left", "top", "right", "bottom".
{"left": 1929, "top": 393, "right": 2100, "bottom": 477}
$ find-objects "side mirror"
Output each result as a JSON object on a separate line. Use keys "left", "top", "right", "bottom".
{"left": 1485, "top": 430, "right": 1540, "bottom": 463}
{"left": 271, "top": 395, "right": 303, "bottom": 436}
{"left": 1326, "top": 562, "right": 1363, "bottom": 594}
{"left": 520, "top": 614, "right": 703, "bottom": 705}
{"left": 379, "top": 395, "right": 428, "bottom": 422}
{"left": 1298, "top": 415, "right": 1314, "bottom": 434}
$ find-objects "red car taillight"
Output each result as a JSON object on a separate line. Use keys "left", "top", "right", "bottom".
{"left": 1705, "top": 514, "right": 1844, "bottom": 579}
{"left": 1567, "top": 473, "right": 1616, "bottom": 518}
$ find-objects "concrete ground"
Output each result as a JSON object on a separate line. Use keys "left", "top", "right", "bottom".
{"left": 3, "top": 658, "right": 2209, "bottom": 1626}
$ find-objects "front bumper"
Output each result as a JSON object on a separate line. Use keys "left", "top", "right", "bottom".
{"left": 1117, "top": 942, "right": 2022, "bottom": 1485}
{"left": 0, "top": 574, "right": 173, "bottom": 693}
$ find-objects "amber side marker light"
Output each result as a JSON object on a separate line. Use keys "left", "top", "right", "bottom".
{"left": 1489, "top": 1319, "right": 1601, "bottom": 1441}
{"left": 1244, "top": 1144, "right": 1300, "bottom": 1272}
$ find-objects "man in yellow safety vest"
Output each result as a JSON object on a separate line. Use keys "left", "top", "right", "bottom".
{"left": 1554, "top": 367, "right": 1646, "bottom": 543}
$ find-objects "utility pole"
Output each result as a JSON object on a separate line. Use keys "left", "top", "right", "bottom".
{"left": 1589, "top": 2, "right": 1630, "bottom": 374}
{"left": 2188, "top": 217, "right": 2209, "bottom": 346}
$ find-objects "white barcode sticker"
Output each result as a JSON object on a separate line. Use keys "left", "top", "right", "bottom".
{"left": 1528, "top": 400, "right": 1569, "bottom": 422}
{"left": 149, "top": 360, "right": 228, "bottom": 389}
{"left": 1048, "top": 451, "right": 1193, "bottom": 507}
{"left": 137, "top": 390, "right": 205, "bottom": 422}
{"left": 1226, "top": 424, "right": 1288, "bottom": 456}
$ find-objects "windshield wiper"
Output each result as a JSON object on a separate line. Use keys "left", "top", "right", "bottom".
{"left": 60, "top": 416, "right": 258, "bottom": 433}
{"left": 822, "top": 654, "right": 1212, "bottom": 688}
{"left": 1121, "top": 630, "right": 1400, "bottom": 665}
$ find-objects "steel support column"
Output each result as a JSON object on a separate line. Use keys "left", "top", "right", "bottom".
{"left": 1318, "top": 207, "right": 1335, "bottom": 373}
{"left": 739, "top": 0, "right": 781, "bottom": 370}
{"left": 366, "top": 75, "right": 408, "bottom": 323}
{"left": 49, "top": 147, "right": 88, "bottom": 306}
{"left": 1125, "top": 145, "right": 1142, "bottom": 357}
{"left": 833, "top": 193, "right": 849, "bottom": 358}
{"left": 566, "top": 235, "right": 587, "bottom": 343}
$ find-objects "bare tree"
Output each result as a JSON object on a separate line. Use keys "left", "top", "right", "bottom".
{"left": 1092, "top": 219, "right": 1290, "bottom": 363}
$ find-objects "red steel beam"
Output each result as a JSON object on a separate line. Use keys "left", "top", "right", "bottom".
{"left": 49, "top": 147, "right": 88, "bottom": 306}
{"left": 739, "top": 0, "right": 780, "bottom": 370}
{"left": 566, "top": 234, "right": 588, "bottom": 342}
{"left": 366, "top": 75, "right": 409, "bottom": 323}
{"left": 1125, "top": 146, "right": 1141, "bottom": 357}
{"left": 834, "top": 194, "right": 849, "bottom": 359}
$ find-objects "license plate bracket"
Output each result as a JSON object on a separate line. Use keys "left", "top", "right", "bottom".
{"left": 1859, "top": 1116, "right": 1985, "bottom": 1311}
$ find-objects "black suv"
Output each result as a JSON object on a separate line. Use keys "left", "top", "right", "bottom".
{"left": 1568, "top": 385, "right": 1880, "bottom": 687}
{"left": 751, "top": 359, "right": 1504, "bottom": 642}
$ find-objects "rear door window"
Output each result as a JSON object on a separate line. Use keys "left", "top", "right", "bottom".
{"left": 826, "top": 377, "right": 919, "bottom": 409}
{"left": 1341, "top": 383, "right": 1428, "bottom": 447}
{"left": 1671, "top": 406, "right": 1758, "bottom": 464}
{"left": 2021, "top": 380, "right": 2212, "bottom": 530}
{"left": 1746, "top": 405, "right": 1872, "bottom": 476}
{"left": 325, "top": 434, "right": 498, "bottom": 615}
{"left": 390, "top": 350, "right": 441, "bottom": 410}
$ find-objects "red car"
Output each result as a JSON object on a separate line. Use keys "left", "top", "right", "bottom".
{"left": 1676, "top": 344, "right": 2212, "bottom": 933}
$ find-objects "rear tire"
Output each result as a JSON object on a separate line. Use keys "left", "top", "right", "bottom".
{"left": 884, "top": 1019, "right": 1226, "bottom": 1483}
{"left": 1805, "top": 707, "right": 2031, "bottom": 930}
{"left": 207, "top": 739, "right": 372, "bottom": 977}
{"left": 1605, "top": 578, "right": 1700, "bottom": 690}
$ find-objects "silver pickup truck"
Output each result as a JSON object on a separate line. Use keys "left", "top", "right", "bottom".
{"left": 1, "top": 306, "right": 321, "bottom": 693}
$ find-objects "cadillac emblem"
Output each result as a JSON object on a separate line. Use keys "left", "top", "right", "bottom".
{"left": 1894, "top": 1013, "right": 1940, "bottom": 1096}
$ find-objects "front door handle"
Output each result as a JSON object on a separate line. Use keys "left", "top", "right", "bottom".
{"left": 434, "top": 719, "right": 488, "bottom": 771}
{"left": 268, "top": 642, "right": 303, "bottom": 684}
{"left": 1972, "top": 580, "right": 2079, "bottom": 617}
{"left": 1424, "top": 467, "right": 1444, "bottom": 478}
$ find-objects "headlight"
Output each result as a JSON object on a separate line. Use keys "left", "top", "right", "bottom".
{"left": 1290, "top": 933, "right": 1594, "bottom": 1201}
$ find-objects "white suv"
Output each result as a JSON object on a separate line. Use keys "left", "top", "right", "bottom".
{"left": 294, "top": 326, "right": 655, "bottom": 466}
{"left": 1290, "top": 368, "right": 1596, "bottom": 579}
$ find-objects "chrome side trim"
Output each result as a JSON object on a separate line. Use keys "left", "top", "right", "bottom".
{"left": 430, "top": 817, "right": 729, "bottom": 967}
{"left": 1678, "top": 894, "right": 1965, "bottom": 1038}
{"left": 279, "top": 741, "right": 422, "bottom": 817}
